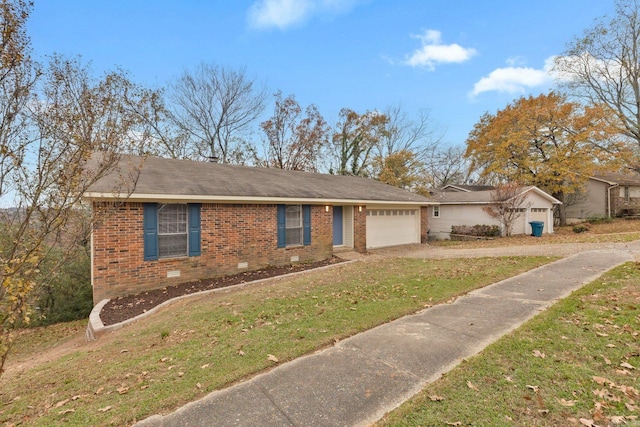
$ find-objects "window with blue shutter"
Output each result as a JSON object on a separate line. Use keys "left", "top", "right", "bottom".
{"left": 143, "top": 203, "right": 159, "bottom": 261}
{"left": 277, "top": 204, "right": 286, "bottom": 248}
{"left": 303, "top": 205, "right": 311, "bottom": 246}
{"left": 143, "top": 203, "right": 201, "bottom": 260}
{"left": 277, "top": 204, "right": 312, "bottom": 248}
{"left": 188, "top": 204, "right": 201, "bottom": 256}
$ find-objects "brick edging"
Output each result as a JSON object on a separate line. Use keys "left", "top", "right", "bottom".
{"left": 86, "top": 259, "right": 358, "bottom": 341}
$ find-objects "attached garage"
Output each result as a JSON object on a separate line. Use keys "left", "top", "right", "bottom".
{"left": 366, "top": 207, "right": 420, "bottom": 248}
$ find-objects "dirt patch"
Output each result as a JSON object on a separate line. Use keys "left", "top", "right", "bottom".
{"left": 100, "top": 257, "right": 345, "bottom": 326}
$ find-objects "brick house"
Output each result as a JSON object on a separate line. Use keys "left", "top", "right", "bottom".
{"left": 565, "top": 173, "right": 640, "bottom": 222}
{"left": 84, "top": 154, "right": 433, "bottom": 304}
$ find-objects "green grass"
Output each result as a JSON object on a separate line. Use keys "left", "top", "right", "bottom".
{"left": 377, "top": 262, "right": 640, "bottom": 427}
{"left": 0, "top": 256, "right": 554, "bottom": 426}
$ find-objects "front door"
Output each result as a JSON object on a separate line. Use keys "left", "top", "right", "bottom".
{"left": 333, "top": 206, "right": 343, "bottom": 245}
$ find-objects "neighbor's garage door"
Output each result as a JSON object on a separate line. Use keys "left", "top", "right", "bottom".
{"left": 366, "top": 208, "right": 420, "bottom": 249}
{"left": 530, "top": 208, "right": 549, "bottom": 233}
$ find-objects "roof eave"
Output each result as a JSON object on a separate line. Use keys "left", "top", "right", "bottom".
{"left": 82, "top": 192, "right": 435, "bottom": 206}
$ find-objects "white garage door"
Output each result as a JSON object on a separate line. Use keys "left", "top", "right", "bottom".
{"left": 366, "top": 209, "right": 420, "bottom": 248}
{"left": 530, "top": 208, "right": 548, "bottom": 233}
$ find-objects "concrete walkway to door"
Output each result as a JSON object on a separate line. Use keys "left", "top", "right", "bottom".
{"left": 135, "top": 244, "right": 639, "bottom": 427}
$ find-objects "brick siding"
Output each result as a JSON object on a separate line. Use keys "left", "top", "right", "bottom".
{"left": 92, "top": 202, "right": 333, "bottom": 303}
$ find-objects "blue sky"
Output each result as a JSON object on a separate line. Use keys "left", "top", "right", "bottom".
{"left": 27, "top": 0, "right": 615, "bottom": 147}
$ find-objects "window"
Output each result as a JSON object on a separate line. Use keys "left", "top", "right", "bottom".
{"left": 277, "top": 205, "right": 311, "bottom": 248}
{"left": 433, "top": 206, "right": 440, "bottom": 218}
{"left": 285, "top": 205, "right": 303, "bottom": 246}
{"left": 158, "top": 204, "right": 188, "bottom": 258}
{"left": 143, "top": 203, "right": 201, "bottom": 261}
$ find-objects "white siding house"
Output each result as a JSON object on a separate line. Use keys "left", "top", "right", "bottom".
{"left": 429, "top": 186, "right": 561, "bottom": 240}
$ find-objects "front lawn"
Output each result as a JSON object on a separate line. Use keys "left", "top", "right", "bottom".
{"left": 378, "top": 262, "right": 640, "bottom": 426}
{"left": 1, "top": 256, "right": 553, "bottom": 426}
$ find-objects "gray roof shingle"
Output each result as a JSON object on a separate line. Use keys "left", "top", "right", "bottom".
{"left": 85, "top": 154, "right": 433, "bottom": 204}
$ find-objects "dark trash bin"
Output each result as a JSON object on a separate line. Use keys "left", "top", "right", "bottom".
{"left": 529, "top": 221, "right": 544, "bottom": 237}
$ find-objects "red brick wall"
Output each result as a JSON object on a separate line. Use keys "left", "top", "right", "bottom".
{"left": 92, "top": 202, "right": 333, "bottom": 303}
{"left": 353, "top": 206, "right": 367, "bottom": 252}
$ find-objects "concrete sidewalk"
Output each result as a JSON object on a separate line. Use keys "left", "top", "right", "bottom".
{"left": 135, "top": 248, "right": 636, "bottom": 427}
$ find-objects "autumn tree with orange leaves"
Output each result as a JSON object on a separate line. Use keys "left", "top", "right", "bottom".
{"left": 465, "top": 91, "right": 629, "bottom": 225}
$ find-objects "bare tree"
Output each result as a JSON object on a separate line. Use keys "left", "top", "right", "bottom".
{"left": 483, "top": 183, "right": 531, "bottom": 236}
{"left": 377, "top": 105, "right": 444, "bottom": 160}
{"left": 422, "top": 145, "right": 472, "bottom": 189}
{"left": 0, "top": 50, "right": 152, "bottom": 375}
{"left": 554, "top": 0, "right": 640, "bottom": 166}
{"left": 167, "top": 63, "right": 267, "bottom": 163}
{"left": 260, "top": 91, "right": 328, "bottom": 171}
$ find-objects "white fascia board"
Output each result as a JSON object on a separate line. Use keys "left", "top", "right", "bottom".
{"left": 83, "top": 192, "right": 435, "bottom": 206}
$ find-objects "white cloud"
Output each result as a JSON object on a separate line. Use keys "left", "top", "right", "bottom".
{"left": 404, "top": 29, "right": 477, "bottom": 70}
{"left": 470, "top": 57, "right": 555, "bottom": 97}
{"left": 247, "top": 0, "right": 363, "bottom": 31}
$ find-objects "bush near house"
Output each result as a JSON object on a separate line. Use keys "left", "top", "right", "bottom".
{"left": 572, "top": 223, "right": 591, "bottom": 234}
{"left": 451, "top": 224, "right": 501, "bottom": 238}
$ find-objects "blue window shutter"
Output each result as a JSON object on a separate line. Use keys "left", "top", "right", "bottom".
{"left": 188, "top": 203, "right": 201, "bottom": 257}
{"left": 143, "top": 203, "right": 158, "bottom": 261}
{"left": 303, "top": 205, "right": 311, "bottom": 246}
{"left": 277, "top": 205, "right": 286, "bottom": 248}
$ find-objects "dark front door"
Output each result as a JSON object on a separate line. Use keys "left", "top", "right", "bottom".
{"left": 333, "top": 206, "right": 343, "bottom": 245}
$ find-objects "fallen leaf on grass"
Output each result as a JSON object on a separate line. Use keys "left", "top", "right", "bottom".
{"left": 558, "top": 398, "right": 577, "bottom": 406}
{"left": 58, "top": 409, "right": 75, "bottom": 415}
{"left": 626, "top": 402, "right": 638, "bottom": 411}
{"left": 592, "top": 376, "right": 612, "bottom": 386}
{"left": 267, "top": 354, "right": 279, "bottom": 363}
{"left": 595, "top": 332, "right": 608, "bottom": 337}
{"left": 117, "top": 386, "right": 129, "bottom": 395}
{"left": 466, "top": 380, "right": 478, "bottom": 390}
{"left": 98, "top": 406, "right": 112, "bottom": 413}
{"left": 428, "top": 395, "right": 443, "bottom": 401}
{"left": 579, "top": 418, "right": 596, "bottom": 426}
{"left": 237, "top": 350, "right": 245, "bottom": 356}
{"left": 196, "top": 383, "right": 202, "bottom": 389}
{"left": 201, "top": 363, "right": 210, "bottom": 369}
{"left": 620, "top": 362, "right": 636, "bottom": 370}
{"left": 95, "top": 387, "right": 104, "bottom": 395}
{"left": 527, "top": 385, "right": 540, "bottom": 393}
{"left": 600, "top": 355, "right": 611, "bottom": 365}
{"left": 445, "top": 422, "right": 462, "bottom": 426}
{"left": 533, "top": 349, "right": 546, "bottom": 358}
{"left": 54, "top": 399, "right": 70, "bottom": 408}
{"left": 610, "top": 415, "right": 627, "bottom": 425}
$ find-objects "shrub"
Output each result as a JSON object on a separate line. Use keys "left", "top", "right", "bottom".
{"left": 451, "top": 224, "right": 501, "bottom": 237}
{"left": 586, "top": 216, "right": 613, "bottom": 224}
{"left": 31, "top": 248, "right": 93, "bottom": 326}
{"left": 572, "top": 223, "right": 590, "bottom": 233}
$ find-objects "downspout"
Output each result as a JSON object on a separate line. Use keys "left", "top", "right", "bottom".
{"left": 607, "top": 184, "right": 619, "bottom": 218}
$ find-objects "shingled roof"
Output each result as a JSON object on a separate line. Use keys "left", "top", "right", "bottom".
{"left": 84, "top": 154, "right": 433, "bottom": 205}
{"left": 432, "top": 186, "right": 561, "bottom": 204}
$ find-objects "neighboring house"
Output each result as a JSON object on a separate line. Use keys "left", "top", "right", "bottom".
{"left": 565, "top": 173, "right": 640, "bottom": 223}
{"left": 428, "top": 186, "right": 561, "bottom": 240}
{"left": 84, "top": 154, "right": 433, "bottom": 304}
